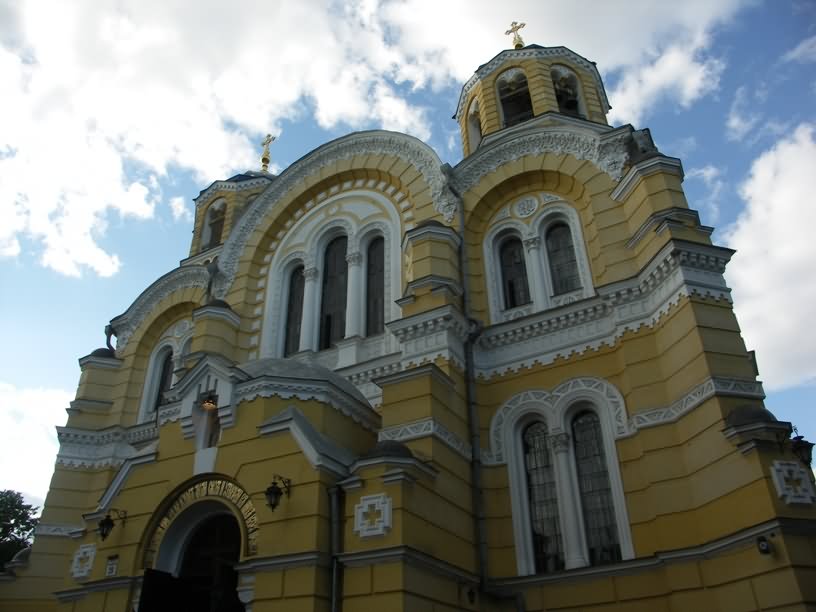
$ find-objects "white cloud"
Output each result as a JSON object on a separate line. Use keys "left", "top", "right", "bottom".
{"left": 686, "top": 164, "right": 725, "bottom": 224}
{"left": 724, "top": 124, "right": 816, "bottom": 390}
{"left": 726, "top": 86, "right": 761, "bottom": 142}
{"left": 169, "top": 196, "right": 193, "bottom": 223}
{"left": 607, "top": 38, "right": 725, "bottom": 126}
{"left": 0, "top": 382, "right": 72, "bottom": 507}
{"left": 783, "top": 35, "right": 816, "bottom": 63}
{"left": 0, "top": 0, "right": 754, "bottom": 276}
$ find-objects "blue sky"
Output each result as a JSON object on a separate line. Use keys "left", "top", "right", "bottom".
{"left": 1, "top": 0, "right": 814, "bottom": 506}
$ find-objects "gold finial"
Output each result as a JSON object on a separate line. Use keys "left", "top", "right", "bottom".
{"left": 505, "top": 21, "right": 526, "bottom": 49}
{"left": 261, "top": 133, "right": 276, "bottom": 172}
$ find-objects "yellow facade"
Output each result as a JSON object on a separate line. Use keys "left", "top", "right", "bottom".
{"left": 2, "top": 41, "right": 815, "bottom": 612}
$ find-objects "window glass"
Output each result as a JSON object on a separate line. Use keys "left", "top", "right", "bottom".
{"left": 546, "top": 224, "right": 581, "bottom": 294}
{"left": 366, "top": 238, "right": 385, "bottom": 336}
{"left": 319, "top": 236, "right": 348, "bottom": 349}
{"left": 284, "top": 266, "right": 305, "bottom": 356}
{"left": 572, "top": 411, "right": 621, "bottom": 565}
{"left": 500, "top": 237, "right": 531, "bottom": 309}
{"left": 154, "top": 351, "right": 174, "bottom": 411}
{"left": 523, "top": 422, "right": 565, "bottom": 573}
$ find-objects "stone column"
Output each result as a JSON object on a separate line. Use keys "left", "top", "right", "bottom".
{"left": 345, "top": 251, "right": 363, "bottom": 338}
{"left": 524, "top": 236, "right": 548, "bottom": 308}
{"left": 548, "top": 431, "right": 587, "bottom": 569}
{"left": 299, "top": 267, "right": 319, "bottom": 352}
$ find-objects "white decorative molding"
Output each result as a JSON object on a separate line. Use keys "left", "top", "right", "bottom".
{"left": 217, "top": 131, "right": 452, "bottom": 298}
{"left": 192, "top": 303, "right": 241, "bottom": 327}
{"left": 513, "top": 196, "right": 538, "bottom": 218}
{"left": 455, "top": 45, "right": 611, "bottom": 121}
{"left": 110, "top": 266, "right": 208, "bottom": 351}
{"left": 771, "top": 461, "right": 816, "bottom": 505}
{"left": 474, "top": 240, "right": 735, "bottom": 379}
{"left": 610, "top": 156, "right": 684, "bottom": 203}
{"left": 93, "top": 450, "right": 159, "bottom": 514}
{"left": 387, "top": 304, "right": 469, "bottom": 371}
{"left": 35, "top": 524, "right": 85, "bottom": 538}
{"left": 194, "top": 175, "right": 273, "bottom": 208}
{"left": 235, "top": 376, "right": 380, "bottom": 432}
{"left": 453, "top": 128, "right": 630, "bottom": 193}
{"left": 378, "top": 418, "right": 472, "bottom": 460}
{"left": 353, "top": 493, "right": 393, "bottom": 538}
{"left": 71, "top": 544, "right": 96, "bottom": 580}
{"left": 56, "top": 423, "right": 158, "bottom": 470}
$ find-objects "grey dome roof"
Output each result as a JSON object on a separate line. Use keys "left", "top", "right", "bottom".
{"left": 9, "top": 546, "right": 31, "bottom": 564}
{"left": 235, "top": 358, "right": 368, "bottom": 405}
{"left": 725, "top": 405, "right": 778, "bottom": 428}
{"left": 89, "top": 347, "right": 117, "bottom": 358}
{"left": 362, "top": 440, "right": 414, "bottom": 460}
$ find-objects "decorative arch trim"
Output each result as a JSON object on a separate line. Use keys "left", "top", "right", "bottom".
{"left": 110, "top": 266, "right": 207, "bottom": 352}
{"left": 216, "top": 130, "right": 454, "bottom": 298}
{"left": 141, "top": 475, "right": 258, "bottom": 570}
{"left": 452, "top": 127, "right": 630, "bottom": 195}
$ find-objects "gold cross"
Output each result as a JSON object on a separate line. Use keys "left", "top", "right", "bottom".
{"left": 784, "top": 470, "right": 803, "bottom": 492}
{"left": 505, "top": 21, "right": 526, "bottom": 49}
{"left": 260, "top": 133, "right": 276, "bottom": 172}
{"left": 362, "top": 503, "right": 381, "bottom": 527}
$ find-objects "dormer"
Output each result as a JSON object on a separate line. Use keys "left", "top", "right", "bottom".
{"left": 455, "top": 45, "right": 612, "bottom": 157}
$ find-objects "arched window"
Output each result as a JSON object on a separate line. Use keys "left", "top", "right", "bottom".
{"left": 551, "top": 66, "right": 584, "bottom": 118}
{"left": 546, "top": 223, "right": 581, "bottom": 295}
{"left": 523, "top": 422, "right": 564, "bottom": 573}
{"left": 497, "top": 69, "right": 534, "bottom": 128}
{"left": 284, "top": 265, "right": 305, "bottom": 356}
{"left": 201, "top": 200, "right": 226, "bottom": 252}
{"left": 319, "top": 236, "right": 348, "bottom": 349}
{"left": 500, "top": 237, "right": 531, "bottom": 309}
{"left": 467, "top": 98, "right": 483, "bottom": 150}
{"left": 366, "top": 237, "right": 385, "bottom": 336}
{"left": 153, "top": 350, "right": 174, "bottom": 411}
{"left": 572, "top": 411, "right": 621, "bottom": 565}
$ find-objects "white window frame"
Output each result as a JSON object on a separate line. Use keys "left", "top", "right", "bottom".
{"left": 138, "top": 321, "right": 193, "bottom": 423}
{"left": 497, "top": 378, "right": 634, "bottom": 576}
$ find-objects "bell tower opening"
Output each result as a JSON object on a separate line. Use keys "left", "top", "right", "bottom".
{"left": 497, "top": 68, "right": 534, "bottom": 128}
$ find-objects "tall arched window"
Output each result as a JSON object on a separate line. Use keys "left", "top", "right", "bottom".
{"left": 572, "top": 411, "right": 621, "bottom": 566}
{"left": 284, "top": 265, "right": 305, "bottom": 356}
{"left": 546, "top": 223, "right": 581, "bottom": 295}
{"left": 202, "top": 201, "right": 226, "bottom": 251}
{"left": 500, "top": 237, "right": 531, "bottom": 309}
{"left": 551, "top": 66, "right": 584, "bottom": 118}
{"left": 524, "top": 422, "right": 565, "bottom": 573}
{"left": 366, "top": 237, "right": 385, "bottom": 336}
{"left": 497, "top": 69, "right": 534, "bottom": 128}
{"left": 153, "top": 350, "right": 174, "bottom": 411}
{"left": 319, "top": 236, "right": 348, "bottom": 349}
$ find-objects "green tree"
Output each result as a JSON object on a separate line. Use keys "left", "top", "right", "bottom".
{"left": 0, "top": 490, "right": 39, "bottom": 568}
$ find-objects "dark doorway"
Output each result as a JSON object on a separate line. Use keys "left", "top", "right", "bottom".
{"left": 139, "top": 513, "right": 244, "bottom": 612}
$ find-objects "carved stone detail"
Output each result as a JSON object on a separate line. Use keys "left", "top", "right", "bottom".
{"left": 514, "top": 196, "right": 538, "bottom": 218}
{"left": 353, "top": 493, "right": 392, "bottom": 538}
{"left": 346, "top": 251, "right": 363, "bottom": 266}
{"left": 378, "top": 417, "right": 472, "bottom": 460}
{"left": 770, "top": 461, "right": 816, "bottom": 505}
{"left": 71, "top": 544, "right": 96, "bottom": 580}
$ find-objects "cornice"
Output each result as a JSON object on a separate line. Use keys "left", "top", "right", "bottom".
{"left": 625, "top": 207, "right": 705, "bottom": 249}
{"left": 610, "top": 155, "right": 684, "bottom": 202}
{"left": 216, "top": 130, "right": 454, "bottom": 299}
{"left": 192, "top": 303, "right": 242, "bottom": 327}
{"left": 194, "top": 176, "right": 274, "bottom": 207}
{"left": 77, "top": 355, "right": 122, "bottom": 370}
{"left": 455, "top": 45, "right": 611, "bottom": 121}
{"left": 237, "top": 376, "right": 380, "bottom": 432}
{"left": 110, "top": 265, "right": 207, "bottom": 352}
{"left": 474, "top": 240, "right": 734, "bottom": 379}
{"left": 402, "top": 223, "right": 462, "bottom": 250}
{"left": 386, "top": 304, "right": 469, "bottom": 370}
{"left": 378, "top": 417, "right": 472, "bottom": 461}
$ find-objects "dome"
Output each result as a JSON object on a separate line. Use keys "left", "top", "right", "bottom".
{"left": 235, "top": 358, "right": 368, "bottom": 405}
{"left": 725, "top": 405, "right": 778, "bottom": 428}
{"left": 362, "top": 440, "right": 414, "bottom": 460}
{"left": 89, "top": 347, "right": 117, "bottom": 358}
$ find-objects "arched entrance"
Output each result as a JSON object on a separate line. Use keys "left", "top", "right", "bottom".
{"left": 139, "top": 511, "right": 244, "bottom": 612}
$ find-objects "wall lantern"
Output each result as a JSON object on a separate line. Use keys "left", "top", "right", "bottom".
{"left": 97, "top": 509, "right": 127, "bottom": 541}
{"left": 200, "top": 393, "right": 218, "bottom": 411}
{"left": 265, "top": 475, "right": 292, "bottom": 511}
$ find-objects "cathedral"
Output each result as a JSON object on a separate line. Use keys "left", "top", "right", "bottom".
{"left": 2, "top": 28, "right": 815, "bottom": 612}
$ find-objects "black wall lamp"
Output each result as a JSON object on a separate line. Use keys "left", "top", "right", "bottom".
{"left": 265, "top": 475, "right": 292, "bottom": 511}
{"left": 97, "top": 509, "right": 127, "bottom": 541}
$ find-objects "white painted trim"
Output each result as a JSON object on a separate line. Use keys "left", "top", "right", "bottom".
{"left": 137, "top": 318, "right": 194, "bottom": 423}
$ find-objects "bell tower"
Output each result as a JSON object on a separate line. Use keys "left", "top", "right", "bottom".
{"left": 455, "top": 25, "right": 612, "bottom": 157}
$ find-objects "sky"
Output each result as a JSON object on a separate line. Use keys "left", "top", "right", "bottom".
{"left": 1, "top": 0, "right": 814, "bottom": 508}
